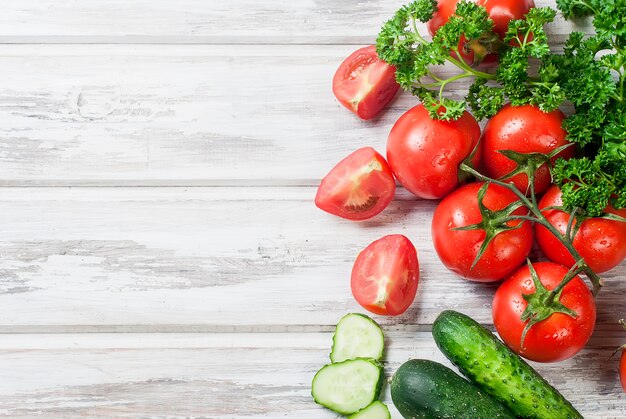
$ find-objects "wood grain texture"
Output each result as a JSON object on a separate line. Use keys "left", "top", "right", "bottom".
{"left": 0, "top": 187, "right": 624, "bottom": 331}
{"left": 0, "top": 332, "right": 623, "bottom": 418}
{"left": 0, "top": 0, "right": 592, "bottom": 44}
{"left": 0, "top": 0, "right": 624, "bottom": 416}
{"left": 0, "top": 24, "right": 591, "bottom": 186}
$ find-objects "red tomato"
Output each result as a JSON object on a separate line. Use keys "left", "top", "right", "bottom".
{"left": 431, "top": 182, "right": 533, "bottom": 282}
{"left": 493, "top": 262, "right": 596, "bottom": 362}
{"left": 535, "top": 185, "right": 626, "bottom": 274}
{"left": 315, "top": 147, "right": 396, "bottom": 221}
{"left": 621, "top": 348, "right": 626, "bottom": 392}
{"left": 351, "top": 235, "right": 419, "bottom": 316}
{"left": 481, "top": 104, "right": 574, "bottom": 194}
{"left": 428, "top": 0, "right": 535, "bottom": 65}
{"left": 386, "top": 104, "right": 481, "bottom": 199}
{"left": 332, "top": 45, "right": 400, "bottom": 120}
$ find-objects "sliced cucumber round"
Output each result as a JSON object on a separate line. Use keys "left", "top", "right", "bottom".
{"left": 348, "top": 401, "right": 391, "bottom": 419}
{"left": 330, "top": 313, "right": 384, "bottom": 363}
{"left": 311, "top": 358, "right": 383, "bottom": 415}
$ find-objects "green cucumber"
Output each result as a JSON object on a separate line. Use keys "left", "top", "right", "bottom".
{"left": 311, "top": 358, "right": 383, "bottom": 415}
{"left": 432, "top": 310, "right": 582, "bottom": 419}
{"left": 391, "top": 359, "right": 514, "bottom": 418}
{"left": 348, "top": 401, "right": 391, "bottom": 419}
{"left": 330, "top": 313, "right": 384, "bottom": 363}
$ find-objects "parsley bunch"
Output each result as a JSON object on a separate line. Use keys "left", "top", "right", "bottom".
{"left": 377, "top": 0, "right": 626, "bottom": 216}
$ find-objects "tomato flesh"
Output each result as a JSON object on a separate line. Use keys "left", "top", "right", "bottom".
{"left": 333, "top": 45, "right": 400, "bottom": 120}
{"left": 493, "top": 262, "right": 596, "bottom": 362}
{"left": 431, "top": 182, "right": 533, "bottom": 282}
{"left": 351, "top": 235, "right": 419, "bottom": 316}
{"left": 428, "top": 0, "right": 535, "bottom": 65}
{"left": 536, "top": 186, "right": 626, "bottom": 273}
{"left": 481, "top": 104, "right": 574, "bottom": 194}
{"left": 315, "top": 147, "right": 395, "bottom": 221}
{"left": 386, "top": 104, "right": 481, "bottom": 199}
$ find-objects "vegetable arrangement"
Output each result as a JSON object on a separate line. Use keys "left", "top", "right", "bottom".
{"left": 313, "top": 0, "right": 626, "bottom": 416}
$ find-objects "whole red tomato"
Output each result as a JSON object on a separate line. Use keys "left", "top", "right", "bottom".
{"left": 493, "top": 262, "right": 596, "bottom": 362}
{"left": 621, "top": 347, "right": 626, "bottom": 392}
{"left": 315, "top": 147, "right": 396, "bottom": 221}
{"left": 481, "top": 104, "right": 574, "bottom": 194}
{"left": 386, "top": 104, "right": 481, "bottom": 200}
{"left": 431, "top": 182, "right": 533, "bottom": 282}
{"left": 428, "top": 0, "right": 535, "bottom": 65}
{"left": 535, "top": 186, "right": 626, "bottom": 273}
{"left": 351, "top": 235, "right": 420, "bottom": 316}
{"left": 332, "top": 45, "right": 400, "bottom": 120}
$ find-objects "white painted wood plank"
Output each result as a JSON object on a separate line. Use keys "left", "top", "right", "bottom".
{"left": 0, "top": 331, "right": 623, "bottom": 417}
{"left": 0, "top": 41, "right": 581, "bottom": 186}
{"left": 0, "top": 187, "right": 623, "bottom": 330}
{"left": 0, "top": 0, "right": 589, "bottom": 44}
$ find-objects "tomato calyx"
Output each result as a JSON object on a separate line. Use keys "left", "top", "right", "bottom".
{"left": 464, "top": 32, "right": 503, "bottom": 65}
{"left": 497, "top": 144, "right": 574, "bottom": 194}
{"left": 453, "top": 182, "right": 525, "bottom": 269}
{"left": 519, "top": 260, "right": 580, "bottom": 348}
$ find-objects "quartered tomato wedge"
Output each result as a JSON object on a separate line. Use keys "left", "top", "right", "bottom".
{"left": 315, "top": 147, "right": 396, "bottom": 221}
{"left": 332, "top": 45, "right": 400, "bottom": 120}
{"left": 351, "top": 235, "right": 420, "bottom": 316}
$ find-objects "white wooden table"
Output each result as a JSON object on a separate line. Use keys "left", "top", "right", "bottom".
{"left": 0, "top": 1, "right": 624, "bottom": 417}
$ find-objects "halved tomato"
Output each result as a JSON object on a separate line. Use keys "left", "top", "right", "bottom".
{"left": 351, "top": 235, "right": 420, "bottom": 316}
{"left": 315, "top": 147, "right": 396, "bottom": 221}
{"left": 332, "top": 45, "right": 400, "bottom": 120}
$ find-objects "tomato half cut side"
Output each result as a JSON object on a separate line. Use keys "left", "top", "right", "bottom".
{"left": 351, "top": 235, "right": 420, "bottom": 316}
{"left": 315, "top": 147, "right": 396, "bottom": 221}
{"left": 332, "top": 45, "right": 400, "bottom": 120}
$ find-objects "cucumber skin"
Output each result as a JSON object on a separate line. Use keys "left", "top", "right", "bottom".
{"left": 432, "top": 310, "right": 582, "bottom": 419}
{"left": 391, "top": 359, "right": 515, "bottom": 418}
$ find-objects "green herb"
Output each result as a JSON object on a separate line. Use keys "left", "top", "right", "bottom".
{"left": 377, "top": 0, "right": 626, "bottom": 214}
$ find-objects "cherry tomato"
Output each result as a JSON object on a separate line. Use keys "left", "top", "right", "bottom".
{"left": 493, "top": 262, "right": 596, "bottom": 362}
{"left": 386, "top": 104, "right": 481, "bottom": 199}
{"left": 428, "top": 0, "right": 535, "bottom": 65}
{"left": 536, "top": 186, "right": 626, "bottom": 273}
{"left": 431, "top": 182, "right": 533, "bottom": 282}
{"left": 351, "top": 235, "right": 419, "bottom": 316}
{"left": 621, "top": 348, "right": 626, "bottom": 392}
{"left": 481, "top": 104, "right": 574, "bottom": 194}
{"left": 315, "top": 147, "right": 396, "bottom": 221}
{"left": 332, "top": 45, "right": 400, "bottom": 120}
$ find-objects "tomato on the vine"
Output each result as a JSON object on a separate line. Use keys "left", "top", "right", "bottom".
{"left": 493, "top": 262, "right": 596, "bottom": 363}
{"left": 386, "top": 104, "right": 481, "bottom": 200}
{"left": 428, "top": 0, "right": 535, "bottom": 65}
{"left": 332, "top": 45, "right": 400, "bottom": 120}
{"left": 431, "top": 182, "right": 533, "bottom": 282}
{"left": 535, "top": 185, "right": 626, "bottom": 274}
{"left": 481, "top": 104, "right": 574, "bottom": 194}
{"left": 315, "top": 147, "right": 396, "bottom": 221}
{"left": 351, "top": 235, "right": 420, "bottom": 316}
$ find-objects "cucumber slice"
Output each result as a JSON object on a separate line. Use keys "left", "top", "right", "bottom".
{"left": 330, "top": 313, "right": 384, "bottom": 363}
{"left": 348, "top": 401, "right": 391, "bottom": 419}
{"left": 311, "top": 358, "right": 383, "bottom": 415}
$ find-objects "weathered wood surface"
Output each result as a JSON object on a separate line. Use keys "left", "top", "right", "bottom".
{"left": 0, "top": 332, "right": 623, "bottom": 418}
{"left": 0, "top": 0, "right": 592, "bottom": 45}
{"left": 0, "top": 0, "right": 624, "bottom": 417}
{"left": 0, "top": 187, "right": 624, "bottom": 332}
